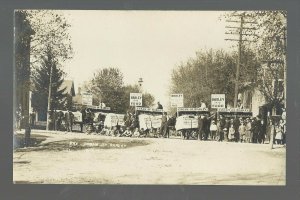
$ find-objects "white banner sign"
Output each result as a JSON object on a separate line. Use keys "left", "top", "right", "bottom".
{"left": 217, "top": 108, "right": 250, "bottom": 112}
{"left": 104, "top": 113, "right": 125, "bottom": 127}
{"left": 138, "top": 114, "right": 153, "bottom": 130}
{"left": 211, "top": 94, "right": 225, "bottom": 109}
{"left": 177, "top": 107, "right": 209, "bottom": 112}
{"left": 82, "top": 93, "right": 93, "bottom": 106}
{"left": 175, "top": 115, "right": 199, "bottom": 130}
{"left": 170, "top": 93, "right": 184, "bottom": 107}
{"left": 136, "top": 107, "right": 163, "bottom": 113}
{"left": 130, "top": 93, "right": 142, "bottom": 106}
{"left": 138, "top": 114, "right": 162, "bottom": 129}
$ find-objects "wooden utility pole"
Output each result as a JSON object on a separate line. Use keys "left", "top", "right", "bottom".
{"left": 46, "top": 62, "right": 53, "bottom": 131}
{"left": 225, "top": 12, "right": 257, "bottom": 108}
{"left": 234, "top": 15, "right": 243, "bottom": 108}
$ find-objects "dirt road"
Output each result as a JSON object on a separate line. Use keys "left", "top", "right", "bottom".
{"left": 13, "top": 131, "right": 285, "bottom": 185}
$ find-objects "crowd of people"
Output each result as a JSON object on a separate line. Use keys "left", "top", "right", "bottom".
{"left": 48, "top": 110, "right": 75, "bottom": 132}
{"left": 45, "top": 105, "right": 286, "bottom": 145}
{"left": 93, "top": 110, "right": 174, "bottom": 138}
{"left": 195, "top": 114, "right": 286, "bottom": 145}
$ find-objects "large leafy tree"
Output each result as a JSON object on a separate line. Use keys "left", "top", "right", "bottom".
{"left": 84, "top": 67, "right": 155, "bottom": 113}
{"left": 170, "top": 49, "right": 259, "bottom": 108}
{"left": 24, "top": 10, "right": 73, "bottom": 71}
{"left": 85, "top": 68, "right": 124, "bottom": 113}
{"left": 31, "top": 47, "right": 68, "bottom": 121}
{"left": 252, "top": 11, "right": 286, "bottom": 111}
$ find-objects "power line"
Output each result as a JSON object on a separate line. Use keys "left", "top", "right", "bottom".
{"left": 225, "top": 13, "right": 257, "bottom": 108}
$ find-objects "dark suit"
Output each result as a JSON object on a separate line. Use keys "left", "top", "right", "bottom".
{"left": 198, "top": 117, "right": 204, "bottom": 140}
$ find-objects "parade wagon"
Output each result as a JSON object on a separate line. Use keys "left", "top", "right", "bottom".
{"left": 72, "top": 105, "right": 112, "bottom": 133}
{"left": 175, "top": 107, "right": 210, "bottom": 139}
{"left": 135, "top": 107, "right": 164, "bottom": 136}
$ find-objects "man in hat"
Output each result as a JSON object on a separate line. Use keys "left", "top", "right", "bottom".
{"left": 233, "top": 116, "right": 241, "bottom": 142}
{"left": 251, "top": 117, "right": 259, "bottom": 143}
{"left": 160, "top": 112, "right": 168, "bottom": 138}
{"left": 198, "top": 115, "right": 205, "bottom": 140}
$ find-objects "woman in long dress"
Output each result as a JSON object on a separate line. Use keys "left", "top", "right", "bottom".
{"left": 275, "top": 123, "right": 283, "bottom": 145}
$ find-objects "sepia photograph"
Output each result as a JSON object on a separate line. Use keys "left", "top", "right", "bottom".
{"left": 13, "top": 10, "right": 286, "bottom": 185}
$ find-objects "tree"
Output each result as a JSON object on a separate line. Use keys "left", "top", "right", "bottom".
{"left": 23, "top": 10, "right": 73, "bottom": 71}
{"left": 252, "top": 11, "right": 287, "bottom": 112}
{"left": 85, "top": 68, "right": 124, "bottom": 112}
{"left": 31, "top": 47, "right": 68, "bottom": 121}
{"left": 84, "top": 68, "right": 156, "bottom": 113}
{"left": 170, "top": 49, "right": 259, "bottom": 108}
{"left": 15, "top": 11, "right": 35, "bottom": 129}
{"left": 224, "top": 11, "right": 287, "bottom": 112}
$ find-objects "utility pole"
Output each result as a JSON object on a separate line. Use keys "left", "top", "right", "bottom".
{"left": 46, "top": 62, "right": 53, "bottom": 131}
{"left": 225, "top": 12, "right": 257, "bottom": 108}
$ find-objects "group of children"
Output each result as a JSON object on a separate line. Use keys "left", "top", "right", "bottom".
{"left": 208, "top": 117, "right": 263, "bottom": 143}
{"left": 94, "top": 126, "right": 156, "bottom": 138}
{"left": 208, "top": 116, "right": 286, "bottom": 144}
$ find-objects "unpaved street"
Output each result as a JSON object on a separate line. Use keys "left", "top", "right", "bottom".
{"left": 13, "top": 131, "right": 285, "bottom": 185}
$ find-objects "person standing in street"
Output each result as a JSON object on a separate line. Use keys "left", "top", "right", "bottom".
{"left": 219, "top": 115, "right": 225, "bottom": 141}
{"left": 239, "top": 121, "right": 246, "bottom": 143}
{"left": 16, "top": 104, "right": 22, "bottom": 131}
{"left": 209, "top": 120, "right": 217, "bottom": 141}
{"left": 160, "top": 112, "right": 168, "bottom": 138}
{"left": 228, "top": 124, "right": 235, "bottom": 142}
{"left": 251, "top": 117, "right": 261, "bottom": 143}
{"left": 69, "top": 110, "right": 74, "bottom": 132}
{"left": 64, "top": 110, "right": 70, "bottom": 132}
{"left": 233, "top": 117, "right": 240, "bottom": 142}
{"left": 224, "top": 118, "right": 230, "bottom": 141}
{"left": 124, "top": 111, "right": 132, "bottom": 129}
{"left": 245, "top": 118, "right": 252, "bottom": 143}
{"left": 257, "top": 118, "right": 265, "bottom": 144}
{"left": 275, "top": 121, "right": 283, "bottom": 144}
{"left": 280, "top": 119, "right": 286, "bottom": 145}
{"left": 198, "top": 115, "right": 204, "bottom": 140}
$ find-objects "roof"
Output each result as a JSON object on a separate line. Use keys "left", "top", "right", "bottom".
{"left": 60, "top": 80, "right": 75, "bottom": 96}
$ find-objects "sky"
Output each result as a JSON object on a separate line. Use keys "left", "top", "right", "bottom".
{"left": 63, "top": 11, "right": 233, "bottom": 108}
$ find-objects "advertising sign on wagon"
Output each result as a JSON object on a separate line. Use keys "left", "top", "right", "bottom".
{"left": 170, "top": 93, "right": 184, "bottom": 107}
{"left": 151, "top": 115, "right": 162, "bottom": 129}
{"left": 211, "top": 94, "right": 225, "bottom": 109}
{"left": 138, "top": 114, "right": 152, "bottom": 130}
{"left": 175, "top": 115, "right": 198, "bottom": 131}
{"left": 104, "top": 113, "right": 125, "bottom": 127}
{"left": 130, "top": 93, "right": 142, "bottom": 106}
